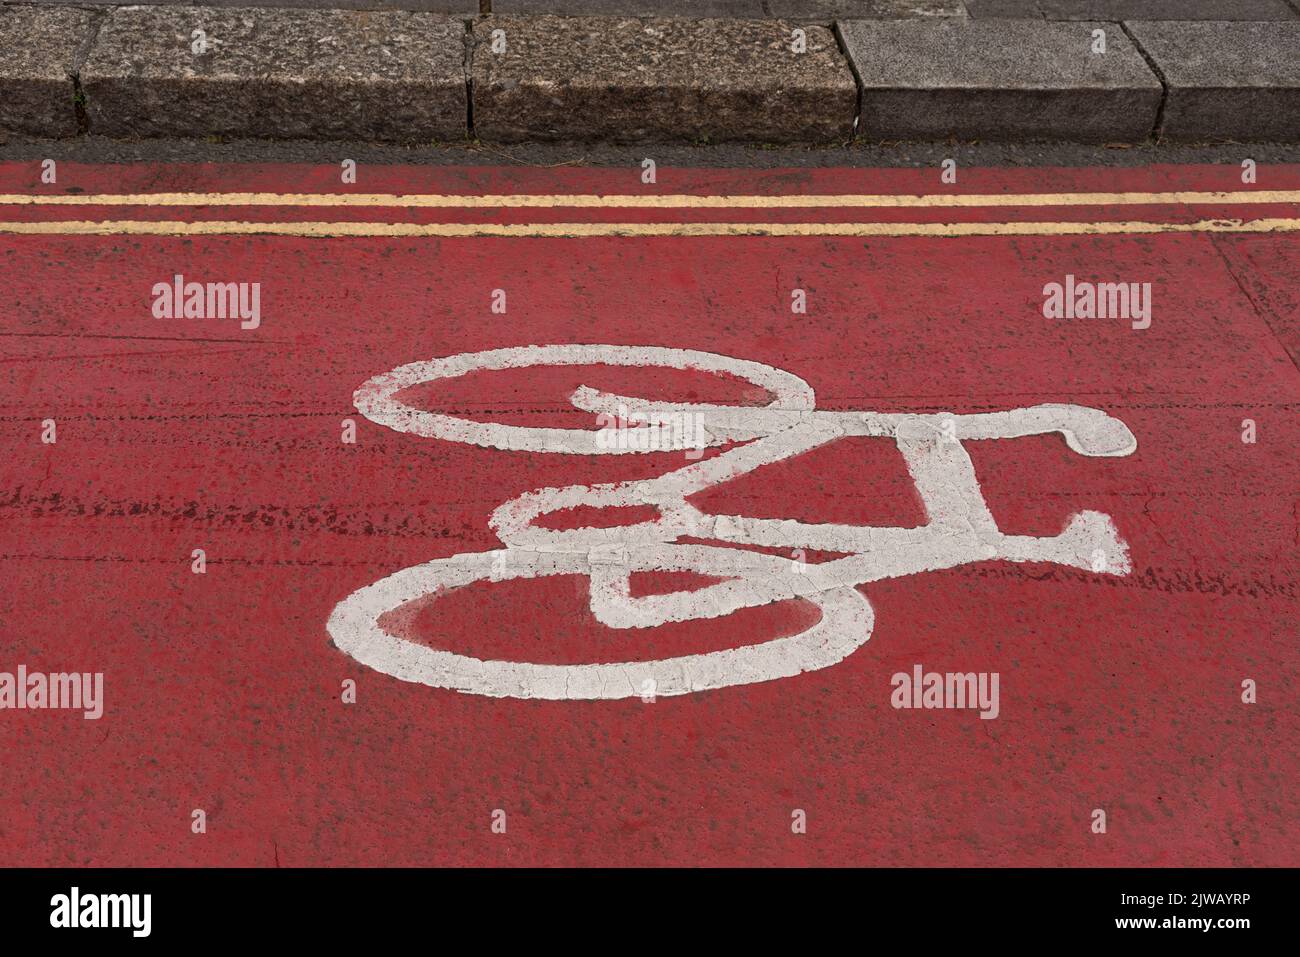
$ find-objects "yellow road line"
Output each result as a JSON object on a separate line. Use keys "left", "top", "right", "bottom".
{"left": 2, "top": 217, "right": 1298, "bottom": 238}
{"left": 0, "top": 190, "right": 1298, "bottom": 209}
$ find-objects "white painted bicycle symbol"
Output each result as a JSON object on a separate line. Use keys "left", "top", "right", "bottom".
{"left": 327, "top": 345, "right": 1137, "bottom": 700}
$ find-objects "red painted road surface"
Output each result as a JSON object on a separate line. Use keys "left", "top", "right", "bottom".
{"left": 0, "top": 163, "right": 1297, "bottom": 866}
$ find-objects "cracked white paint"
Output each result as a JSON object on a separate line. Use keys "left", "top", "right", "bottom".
{"left": 328, "top": 344, "right": 1137, "bottom": 700}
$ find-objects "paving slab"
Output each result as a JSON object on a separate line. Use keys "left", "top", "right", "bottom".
{"left": 491, "top": 0, "right": 767, "bottom": 15}
{"left": 80, "top": 6, "right": 468, "bottom": 142}
{"left": 8, "top": 0, "right": 481, "bottom": 10}
{"left": 1126, "top": 20, "right": 1300, "bottom": 142}
{"left": 839, "top": 18, "right": 1163, "bottom": 142}
{"left": 470, "top": 15, "right": 857, "bottom": 143}
{"left": 964, "top": 0, "right": 1298, "bottom": 17}
{"left": 765, "top": 0, "right": 964, "bottom": 22}
{"left": 963, "top": 0, "right": 1044, "bottom": 16}
{"left": 0, "top": 5, "right": 99, "bottom": 137}
{"left": 1040, "top": 0, "right": 1296, "bottom": 19}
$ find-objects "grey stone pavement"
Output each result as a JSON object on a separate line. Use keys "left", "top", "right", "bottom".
{"left": 3, "top": 0, "right": 1299, "bottom": 145}
{"left": 6, "top": 0, "right": 1300, "bottom": 18}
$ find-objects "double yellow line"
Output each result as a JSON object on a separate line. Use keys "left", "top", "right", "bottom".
{"left": 1, "top": 217, "right": 1297, "bottom": 238}
{"left": 1, "top": 189, "right": 1298, "bottom": 237}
